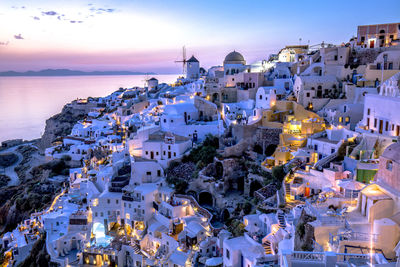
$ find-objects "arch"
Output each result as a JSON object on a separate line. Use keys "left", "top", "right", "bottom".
{"left": 249, "top": 180, "right": 262, "bottom": 197}
{"left": 237, "top": 176, "right": 245, "bottom": 192}
{"left": 317, "top": 86, "right": 322, "bottom": 98}
{"left": 215, "top": 161, "right": 223, "bottom": 179}
{"left": 221, "top": 209, "right": 230, "bottom": 222}
{"left": 198, "top": 191, "right": 214, "bottom": 207}
{"left": 265, "top": 144, "right": 277, "bottom": 157}
{"left": 212, "top": 93, "right": 220, "bottom": 102}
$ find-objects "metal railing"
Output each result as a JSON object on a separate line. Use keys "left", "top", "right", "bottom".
{"left": 336, "top": 252, "right": 370, "bottom": 262}
{"left": 292, "top": 251, "right": 324, "bottom": 261}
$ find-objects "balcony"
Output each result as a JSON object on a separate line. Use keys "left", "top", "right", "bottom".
{"left": 122, "top": 195, "right": 140, "bottom": 202}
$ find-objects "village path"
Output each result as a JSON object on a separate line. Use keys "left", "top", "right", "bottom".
{"left": 0, "top": 144, "right": 24, "bottom": 186}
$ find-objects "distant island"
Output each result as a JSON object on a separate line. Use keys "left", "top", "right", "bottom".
{"left": 0, "top": 69, "right": 157, "bottom": 77}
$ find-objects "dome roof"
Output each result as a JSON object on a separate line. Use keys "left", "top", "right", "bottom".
{"left": 224, "top": 50, "right": 245, "bottom": 65}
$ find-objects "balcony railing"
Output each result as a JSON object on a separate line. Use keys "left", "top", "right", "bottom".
{"left": 329, "top": 232, "right": 379, "bottom": 247}
{"left": 122, "top": 195, "right": 141, "bottom": 202}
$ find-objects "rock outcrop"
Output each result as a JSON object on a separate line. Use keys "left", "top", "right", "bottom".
{"left": 38, "top": 105, "right": 86, "bottom": 150}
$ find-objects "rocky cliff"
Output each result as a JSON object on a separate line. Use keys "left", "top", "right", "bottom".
{"left": 38, "top": 105, "right": 86, "bottom": 150}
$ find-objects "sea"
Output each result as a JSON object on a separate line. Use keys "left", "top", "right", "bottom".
{"left": 0, "top": 74, "right": 178, "bottom": 143}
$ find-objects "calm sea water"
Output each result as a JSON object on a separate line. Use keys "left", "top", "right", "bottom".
{"left": 0, "top": 74, "right": 178, "bottom": 142}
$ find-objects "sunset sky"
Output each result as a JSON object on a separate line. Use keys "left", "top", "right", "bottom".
{"left": 0, "top": 0, "right": 399, "bottom": 73}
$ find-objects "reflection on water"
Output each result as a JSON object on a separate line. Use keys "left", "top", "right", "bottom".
{"left": 0, "top": 74, "right": 177, "bottom": 142}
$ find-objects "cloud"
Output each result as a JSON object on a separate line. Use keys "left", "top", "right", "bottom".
{"left": 89, "top": 6, "right": 116, "bottom": 14}
{"left": 14, "top": 34, "right": 24, "bottom": 40}
{"left": 0, "top": 41, "right": 9, "bottom": 46}
{"left": 42, "top": 11, "right": 57, "bottom": 16}
{"left": 33, "top": 16, "right": 40, "bottom": 20}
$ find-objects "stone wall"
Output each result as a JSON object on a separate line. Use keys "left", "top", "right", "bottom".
{"left": 194, "top": 96, "right": 218, "bottom": 120}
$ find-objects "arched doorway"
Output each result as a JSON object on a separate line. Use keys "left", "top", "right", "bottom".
{"left": 221, "top": 209, "right": 230, "bottom": 222}
{"left": 237, "top": 176, "right": 245, "bottom": 192}
{"left": 249, "top": 180, "right": 262, "bottom": 197}
{"left": 317, "top": 86, "right": 322, "bottom": 98}
{"left": 215, "top": 162, "right": 223, "bottom": 179}
{"left": 198, "top": 191, "right": 214, "bottom": 207}
{"left": 212, "top": 93, "right": 219, "bottom": 103}
{"left": 265, "top": 144, "right": 277, "bottom": 157}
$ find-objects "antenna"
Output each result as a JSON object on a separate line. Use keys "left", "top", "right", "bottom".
{"left": 174, "top": 46, "right": 187, "bottom": 75}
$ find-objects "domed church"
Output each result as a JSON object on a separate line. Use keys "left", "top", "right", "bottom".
{"left": 223, "top": 50, "right": 248, "bottom": 75}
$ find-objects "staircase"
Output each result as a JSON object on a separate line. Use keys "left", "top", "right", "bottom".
{"left": 132, "top": 241, "right": 141, "bottom": 254}
{"left": 277, "top": 211, "right": 286, "bottom": 230}
{"left": 313, "top": 151, "right": 338, "bottom": 170}
{"left": 284, "top": 182, "right": 290, "bottom": 198}
{"left": 263, "top": 240, "right": 272, "bottom": 254}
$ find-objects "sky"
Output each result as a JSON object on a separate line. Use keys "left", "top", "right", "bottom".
{"left": 0, "top": 0, "right": 399, "bottom": 73}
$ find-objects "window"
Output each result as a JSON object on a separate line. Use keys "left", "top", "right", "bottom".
{"left": 345, "top": 117, "right": 350, "bottom": 123}
{"left": 386, "top": 160, "right": 393, "bottom": 171}
{"left": 367, "top": 108, "right": 370, "bottom": 115}
{"left": 339, "top": 117, "right": 343, "bottom": 123}
{"left": 174, "top": 152, "right": 176, "bottom": 156}
{"left": 95, "top": 212, "right": 98, "bottom": 217}
{"left": 306, "top": 92, "right": 310, "bottom": 97}
{"left": 100, "top": 212, "right": 104, "bottom": 217}
{"left": 385, "top": 121, "right": 389, "bottom": 131}
{"left": 116, "top": 199, "right": 119, "bottom": 204}
{"left": 377, "top": 63, "right": 381, "bottom": 69}
{"left": 226, "top": 249, "right": 230, "bottom": 259}
{"left": 168, "top": 145, "right": 171, "bottom": 150}
{"left": 107, "top": 199, "right": 110, "bottom": 204}
{"left": 145, "top": 151, "right": 148, "bottom": 155}
{"left": 146, "top": 171, "right": 151, "bottom": 176}
{"left": 163, "top": 119, "right": 166, "bottom": 123}
{"left": 157, "top": 170, "right": 161, "bottom": 176}
{"left": 374, "top": 118, "right": 377, "bottom": 127}
{"left": 331, "top": 148, "right": 335, "bottom": 154}
{"left": 265, "top": 97, "right": 268, "bottom": 101}
{"left": 108, "top": 211, "right": 111, "bottom": 215}
{"left": 388, "top": 63, "right": 393, "bottom": 70}
{"left": 259, "top": 95, "right": 262, "bottom": 99}
{"left": 334, "top": 55, "right": 338, "bottom": 61}
{"left": 171, "top": 120, "right": 174, "bottom": 123}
